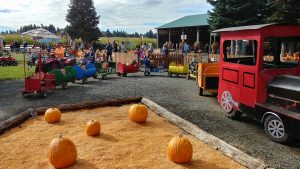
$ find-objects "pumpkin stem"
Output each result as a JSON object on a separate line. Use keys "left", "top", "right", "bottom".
{"left": 179, "top": 130, "right": 184, "bottom": 138}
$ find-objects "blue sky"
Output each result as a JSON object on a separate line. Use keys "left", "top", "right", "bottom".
{"left": 0, "top": 0, "right": 212, "bottom": 33}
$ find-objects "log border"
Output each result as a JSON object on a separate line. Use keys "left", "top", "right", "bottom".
{"left": 141, "top": 98, "right": 268, "bottom": 169}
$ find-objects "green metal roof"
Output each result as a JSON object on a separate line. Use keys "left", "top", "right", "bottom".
{"left": 157, "top": 13, "right": 209, "bottom": 29}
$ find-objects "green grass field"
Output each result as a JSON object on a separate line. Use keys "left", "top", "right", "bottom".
{"left": 2, "top": 34, "right": 157, "bottom": 50}
{"left": 99, "top": 37, "right": 157, "bottom": 50}
{"left": 0, "top": 65, "right": 25, "bottom": 80}
{"left": 0, "top": 53, "right": 35, "bottom": 81}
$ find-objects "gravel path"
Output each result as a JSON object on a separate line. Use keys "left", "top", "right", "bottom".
{"left": 0, "top": 73, "right": 299, "bottom": 169}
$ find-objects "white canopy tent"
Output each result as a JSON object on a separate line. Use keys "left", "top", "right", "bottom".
{"left": 22, "top": 28, "right": 61, "bottom": 43}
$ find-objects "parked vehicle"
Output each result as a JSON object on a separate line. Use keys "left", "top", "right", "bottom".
{"left": 214, "top": 24, "right": 300, "bottom": 143}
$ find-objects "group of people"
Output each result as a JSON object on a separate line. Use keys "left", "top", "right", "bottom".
{"left": 135, "top": 43, "right": 154, "bottom": 64}
{"left": 161, "top": 41, "right": 211, "bottom": 56}
{"left": 104, "top": 41, "right": 128, "bottom": 62}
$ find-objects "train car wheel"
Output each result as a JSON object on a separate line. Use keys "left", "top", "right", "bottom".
{"left": 264, "top": 114, "right": 289, "bottom": 143}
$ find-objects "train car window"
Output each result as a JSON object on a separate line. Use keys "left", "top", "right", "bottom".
{"left": 264, "top": 37, "right": 300, "bottom": 69}
{"left": 223, "top": 40, "right": 257, "bottom": 66}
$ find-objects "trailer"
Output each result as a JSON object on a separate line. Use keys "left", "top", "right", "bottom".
{"left": 117, "top": 62, "right": 139, "bottom": 77}
{"left": 167, "top": 62, "right": 189, "bottom": 78}
{"left": 94, "top": 62, "right": 117, "bottom": 80}
{"left": 22, "top": 52, "right": 56, "bottom": 98}
{"left": 214, "top": 24, "right": 300, "bottom": 143}
{"left": 72, "top": 63, "right": 97, "bottom": 83}
{"left": 197, "top": 62, "right": 219, "bottom": 95}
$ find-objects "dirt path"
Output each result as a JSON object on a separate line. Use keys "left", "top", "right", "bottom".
{"left": 0, "top": 73, "right": 299, "bottom": 168}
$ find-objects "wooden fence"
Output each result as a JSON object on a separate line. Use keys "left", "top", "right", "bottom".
{"left": 112, "top": 52, "right": 220, "bottom": 67}
{"left": 84, "top": 50, "right": 220, "bottom": 68}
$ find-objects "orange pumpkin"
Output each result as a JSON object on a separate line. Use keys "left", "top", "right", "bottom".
{"left": 167, "top": 132, "right": 193, "bottom": 163}
{"left": 85, "top": 120, "right": 101, "bottom": 136}
{"left": 48, "top": 135, "right": 77, "bottom": 168}
{"left": 128, "top": 104, "right": 148, "bottom": 123}
{"left": 44, "top": 108, "right": 61, "bottom": 123}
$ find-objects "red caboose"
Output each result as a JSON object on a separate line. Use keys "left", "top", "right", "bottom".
{"left": 215, "top": 24, "right": 300, "bottom": 143}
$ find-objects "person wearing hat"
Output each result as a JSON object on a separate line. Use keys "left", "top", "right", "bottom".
{"left": 54, "top": 42, "right": 65, "bottom": 59}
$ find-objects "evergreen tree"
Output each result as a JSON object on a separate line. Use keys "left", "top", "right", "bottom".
{"left": 47, "top": 24, "right": 56, "bottom": 33}
{"left": 207, "top": 0, "right": 268, "bottom": 30}
{"left": 145, "top": 30, "right": 155, "bottom": 38}
{"left": 207, "top": 0, "right": 233, "bottom": 30}
{"left": 105, "top": 29, "right": 113, "bottom": 37}
{"left": 266, "top": 0, "right": 300, "bottom": 24}
{"left": 66, "top": 0, "right": 101, "bottom": 42}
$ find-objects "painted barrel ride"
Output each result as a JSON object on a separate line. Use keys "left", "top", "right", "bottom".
{"left": 168, "top": 62, "right": 189, "bottom": 78}
{"left": 94, "top": 62, "right": 117, "bottom": 80}
{"left": 117, "top": 62, "right": 139, "bottom": 77}
{"left": 49, "top": 66, "right": 76, "bottom": 89}
{"left": 72, "top": 63, "right": 97, "bottom": 83}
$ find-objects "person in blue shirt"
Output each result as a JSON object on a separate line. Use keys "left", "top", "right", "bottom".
{"left": 105, "top": 42, "right": 113, "bottom": 62}
{"left": 184, "top": 43, "right": 190, "bottom": 54}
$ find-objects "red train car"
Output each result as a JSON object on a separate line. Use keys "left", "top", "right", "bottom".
{"left": 215, "top": 24, "right": 300, "bottom": 143}
{"left": 117, "top": 62, "right": 139, "bottom": 77}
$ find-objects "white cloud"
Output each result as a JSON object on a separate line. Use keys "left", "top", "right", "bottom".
{"left": 0, "top": 0, "right": 212, "bottom": 33}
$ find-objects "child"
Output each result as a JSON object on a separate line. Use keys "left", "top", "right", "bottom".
{"left": 189, "top": 55, "right": 198, "bottom": 72}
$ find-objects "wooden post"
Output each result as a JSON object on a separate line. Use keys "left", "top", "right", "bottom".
{"left": 196, "top": 27, "right": 200, "bottom": 43}
{"left": 168, "top": 29, "right": 171, "bottom": 43}
{"left": 157, "top": 29, "right": 159, "bottom": 48}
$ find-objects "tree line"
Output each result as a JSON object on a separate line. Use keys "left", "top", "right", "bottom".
{"left": 0, "top": 24, "right": 65, "bottom": 35}
{"left": 0, "top": 25, "right": 157, "bottom": 39}
{"left": 102, "top": 29, "right": 157, "bottom": 38}
{"left": 207, "top": 0, "right": 300, "bottom": 30}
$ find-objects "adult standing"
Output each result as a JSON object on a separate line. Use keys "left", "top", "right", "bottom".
{"left": 113, "top": 41, "right": 118, "bottom": 52}
{"left": 2, "top": 39, "right": 6, "bottom": 48}
{"left": 184, "top": 42, "right": 190, "bottom": 54}
{"left": 105, "top": 42, "right": 113, "bottom": 62}
{"left": 120, "top": 41, "right": 126, "bottom": 53}
{"left": 10, "top": 41, "right": 14, "bottom": 52}
{"left": 162, "top": 43, "right": 169, "bottom": 56}
{"left": 15, "top": 41, "right": 20, "bottom": 53}
{"left": 23, "top": 41, "right": 28, "bottom": 53}
{"left": 147, "top": 43, "right": 153, "bottom": 57}
{"left": 142, "top": 43, "right": 147, "bottom": 51}
{"left": 204, "top": 43, "right": 209, "bottom": 53}
{"left": 183, "top": 42, "right": 190, "bottom": 64}
{"left": 92, "top": 40, "right": 99, "bottom": 53}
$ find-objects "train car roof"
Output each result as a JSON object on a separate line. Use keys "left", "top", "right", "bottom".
{"left": 212, "top": 24, "right": 274, "bottom": 33}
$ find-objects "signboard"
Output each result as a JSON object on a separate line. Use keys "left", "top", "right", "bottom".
{"left": 201, "top": 54, "right": 209, "bottom": 63}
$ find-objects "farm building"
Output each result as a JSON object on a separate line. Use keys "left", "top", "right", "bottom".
{"left": 156, "top": 13, "right": 210, "bottom": 50}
